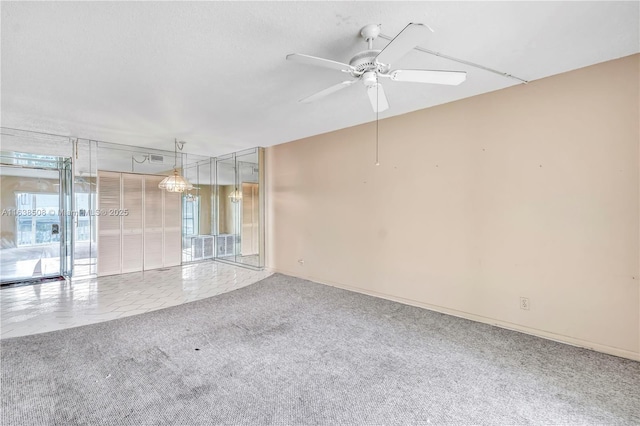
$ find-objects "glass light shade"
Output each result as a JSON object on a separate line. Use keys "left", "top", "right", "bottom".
{"left": 229, "top": 189, "right": 242, "bottom": 203}
{"left": 158, "top": 169, "right": 193, "bottom": 193}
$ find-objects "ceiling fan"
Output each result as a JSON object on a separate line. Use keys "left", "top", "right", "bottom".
{"left": 286, "top": 23, "right": 467, "bottom": 113}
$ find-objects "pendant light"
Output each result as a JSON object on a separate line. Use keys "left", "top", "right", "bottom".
{"left": 158, "top": 139, "right": 193, "bottom": 193}
{"left": 229, "top": 189, "right": 242, "bottom": 203}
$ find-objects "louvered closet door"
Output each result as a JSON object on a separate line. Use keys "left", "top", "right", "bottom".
{"left": 121, "top": 174, "right": 143, "bottom": 273}
{"left": 98, "top": 172, "right": 122, "bottom": 276}
{"left": 163, "top": 190, "right": 182, "bottom": 267}
{"left": 144, "top": 176, "right": 164, "bottom": 270}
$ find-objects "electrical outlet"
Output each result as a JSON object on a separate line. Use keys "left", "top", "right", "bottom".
{"left": 520, "top": 297, "right": 530, "bottom": 310}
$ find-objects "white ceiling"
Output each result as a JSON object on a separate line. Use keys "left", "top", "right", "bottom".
{"left": 1, "top": 1, "right": 638, "bottom": 158}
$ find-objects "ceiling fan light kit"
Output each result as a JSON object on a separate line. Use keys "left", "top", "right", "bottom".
{"left": 286, "top": 22, "right": 468, "bottom": 113}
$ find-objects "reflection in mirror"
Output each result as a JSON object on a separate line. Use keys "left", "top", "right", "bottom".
{"left": 181, "top": 158, "right": 213, "bottom": 263}
{"left": 74, "top": 139, "right": 98, "bottom": 277}
{"left": 215, "top": 155, "right": 238, "bottom": 262}
{"left": 235, "top": 149, "right": 261, "bottom": 267}
{"left": 1, "top": 128, "right": 266, "bottom": 283}
{"left": 213, "top": 148, "right": 264, "bottom": 269}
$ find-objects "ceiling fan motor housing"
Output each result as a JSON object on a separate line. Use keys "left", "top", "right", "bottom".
{"left": 349, "top": 50, "right": 390, "bottom": 76}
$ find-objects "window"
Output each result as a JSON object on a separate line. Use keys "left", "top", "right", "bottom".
{"left": 182, "top": 195, "right": 199, "bottom": 237}
{"left": 15, "top": 193, "right": 60, "bottom": 247}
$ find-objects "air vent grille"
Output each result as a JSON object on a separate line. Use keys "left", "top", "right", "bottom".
{"left": 149, "top": 154, "right": 164, "bottom": 164}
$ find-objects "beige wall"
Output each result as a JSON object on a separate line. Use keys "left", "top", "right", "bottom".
{"left": 266, "top": 54, "right": 640, "bottom": 360}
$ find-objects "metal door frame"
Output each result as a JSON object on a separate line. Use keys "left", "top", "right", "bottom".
{"left": 0, "top": 152, "right": 74, "bottom": 284}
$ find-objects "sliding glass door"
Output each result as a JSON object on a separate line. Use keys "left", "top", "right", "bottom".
{"left": 0, "top": 154, "right": 73, "bottom": 284}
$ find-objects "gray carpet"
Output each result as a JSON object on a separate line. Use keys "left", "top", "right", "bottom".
{"left": 1, "top": 273, "right": 639, "bottom": 425}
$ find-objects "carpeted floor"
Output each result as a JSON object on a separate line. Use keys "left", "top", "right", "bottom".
{"left": 1, "top": 273, "right": 639, "bottom": 425}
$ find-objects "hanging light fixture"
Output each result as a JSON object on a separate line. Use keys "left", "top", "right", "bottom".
{"left": 158, "top": 139, "right": 193, "bottom": 193}
{"left": 229, "top": 188, "right": 242, "bottom": 203}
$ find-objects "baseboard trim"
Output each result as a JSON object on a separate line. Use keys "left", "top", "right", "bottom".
{"left": 271, "top": 268, "right": 640, "bottom": 362}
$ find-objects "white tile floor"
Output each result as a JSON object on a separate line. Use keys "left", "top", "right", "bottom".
{"left": 0, "top": 261, "right": 272, "bottom": 339}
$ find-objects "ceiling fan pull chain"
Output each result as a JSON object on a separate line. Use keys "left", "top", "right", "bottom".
{"left": 375, "top": 83, "right": 380, "bottom": 166}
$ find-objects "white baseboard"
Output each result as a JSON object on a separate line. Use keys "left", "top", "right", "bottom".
{"left": 271, "top": 268, "right": 640, "bottom": 362}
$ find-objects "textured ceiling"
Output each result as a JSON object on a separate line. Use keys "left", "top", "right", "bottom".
{"left": 1, "top": 1, "right": 638, "bottom": 157}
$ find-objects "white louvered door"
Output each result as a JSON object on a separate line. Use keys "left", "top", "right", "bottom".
{"left": 144, "top": 175, "right": 165, "bottom": 270}
{"left": 121, "top": 174, "right": 144, "bottom": 273}
{"left": 97, "top": 172, "right": 122, "bottom": 276}
{"left": 98, "top": 172, "right": 182, "bottom": 276}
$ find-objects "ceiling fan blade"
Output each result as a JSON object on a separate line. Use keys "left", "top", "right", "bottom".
{"left": 366, "top": 84, "right": 389, "bottom": 113}
{"left": 390, "top": 69, "right": 467, "bottom": 85}
{"left": 299, "top": 80, "right": 357, "bottom": 103}
{"left": 286, "top": 53, "right": 354, "bottom": 73}
{"left": 375, "top": 23, "right": 432, "bottom": 66}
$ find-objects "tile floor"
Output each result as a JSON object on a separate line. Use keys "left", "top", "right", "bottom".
{"left": 0, "top": 261, "right": 272, "bottom": 339}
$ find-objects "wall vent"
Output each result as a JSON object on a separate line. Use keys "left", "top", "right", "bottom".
{"left": 149, "top": 154, "right": 164, "bottom": 164}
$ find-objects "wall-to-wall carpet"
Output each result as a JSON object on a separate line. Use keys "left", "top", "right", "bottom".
{"left": 2, "top": 274, "right": 639, "bottom": 425}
